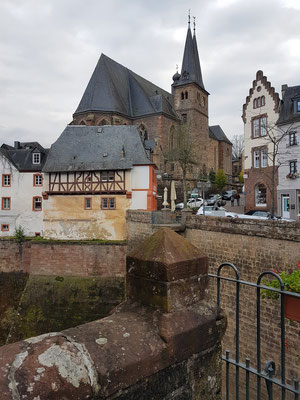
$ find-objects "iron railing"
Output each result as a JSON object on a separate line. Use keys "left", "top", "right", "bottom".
{"left": 209, "top": 262, "right": 300, "bottom": 400}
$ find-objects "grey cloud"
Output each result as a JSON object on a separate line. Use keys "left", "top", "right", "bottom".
{"left": 0, "top": 0, "right": 299, "bottom": 147}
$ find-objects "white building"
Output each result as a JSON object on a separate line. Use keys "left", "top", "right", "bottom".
{"left": 242, "top": 71, "right": 280, "bottom": 214}
{"left": 42, "top": 125, "right": 157, "bottom": 240}
{"left": 0, "top": 142, "right": 48, "bottom": 237}
{"left": 277, "top": 84, "right": 300, "bottom": 220}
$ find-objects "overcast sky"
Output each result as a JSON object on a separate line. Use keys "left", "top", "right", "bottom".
{"left": 0, "top": 0, "right": 299, "bottom": 147}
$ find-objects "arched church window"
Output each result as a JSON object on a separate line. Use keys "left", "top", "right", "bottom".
{"left": 138, "top": 124, "right": 148, "bottom": 141}
{"left": 185, "top": 91, "right": 188, "bottom": 99}
{"left": 99, "top": 119, "right": 108, "bottom": 126}
{"left": 181, "top": 92, "right": 184, "bottom": 100}
{"left": 253, "top": 99, "right": 257, "bottom": 109}
{"left": 261, "top": 96, "right": 265, "bottom": 106}
{"left": 169, "top": 126, "right": 175, "bottom": 150}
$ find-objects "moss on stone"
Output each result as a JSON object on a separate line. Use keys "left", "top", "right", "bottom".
{"left": 3, "top": 275, "right": 124, "bottom": 345}
{"left": 0, "top": 272, "right": 29, "bottom": 344}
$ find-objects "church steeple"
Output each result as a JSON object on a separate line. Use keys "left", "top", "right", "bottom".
{"left": 172, "top": 19, "right": 205, "bottom": 91}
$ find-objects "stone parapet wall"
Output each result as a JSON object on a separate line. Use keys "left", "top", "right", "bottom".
{"left": 126, "top": 211, "right": 300, "bottom": 398}
{"left": 0, "top": 239, "right": 126, "bottom": 277}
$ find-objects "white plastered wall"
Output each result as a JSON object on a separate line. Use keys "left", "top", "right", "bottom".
{"left": 0, "top": 154, "right": 44, "bottom": 237}
{"left": 130, "top": 166, "right": 149, "bottom": 210}
{"left": 244, "top": 80, "right": 279, "bottom": 170}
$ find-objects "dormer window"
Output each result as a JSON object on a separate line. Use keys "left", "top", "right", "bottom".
{"left": 293, "top": 98, "right": 300, "bottom": 113}
{"left": 32, "top": 153, "right": 41, "bottom": 164}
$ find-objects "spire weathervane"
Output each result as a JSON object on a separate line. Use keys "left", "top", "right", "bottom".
{"left": 188, "top": 9, "right": 191, "bottom": 27}
{"left": 176, "top": 64, "right": 178, "bottom": 72}
{"left": 193, "top": 16, "right": 196, "bottom": 35}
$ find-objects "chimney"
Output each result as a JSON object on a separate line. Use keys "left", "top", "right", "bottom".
{"left": 281, "top": 84, "right": 288, "bottom": 99}
{"left": 14, "top": 141, "right": 20, "bottom": 149}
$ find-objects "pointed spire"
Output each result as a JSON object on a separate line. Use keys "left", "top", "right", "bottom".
{"left": 173, "top": 18, "right": 205, "bottom": 90}
{"left": 193, "top": 16, "right": 196, "bottom": 36}
{"left": 188, "top": 9, "right": 191, "bottom": 28}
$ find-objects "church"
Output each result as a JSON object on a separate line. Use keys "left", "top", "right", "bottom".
{"left": 70, "top": 19, "right": 232, "bottom": 195}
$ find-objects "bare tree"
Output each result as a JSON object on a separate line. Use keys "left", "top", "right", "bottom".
{"left": 257, "top": 121, "right": 295, "bottom": 218}
{"left": 166, "top": 123, "right": 199, "bottom": 208}
{"left": 232, "top": 134, "right": 244, "bottom": 159}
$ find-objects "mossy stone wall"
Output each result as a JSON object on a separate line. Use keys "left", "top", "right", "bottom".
{"left": 0, "top": 274, "right": 124, "bottom": 345}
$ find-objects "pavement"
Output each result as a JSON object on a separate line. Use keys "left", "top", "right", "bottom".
{"left": 222, "top": 198, "right": 245, "bottom": 215}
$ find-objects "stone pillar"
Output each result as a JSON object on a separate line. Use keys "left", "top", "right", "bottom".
{"left": 0, "top": 228, "right": 226, "bottom": 399}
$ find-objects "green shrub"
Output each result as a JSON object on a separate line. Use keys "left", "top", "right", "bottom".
{"left": 14, "top": 226, "right": 25, "bottom": 243}
{"left": 262, "top": 269, "right": 300, "bottom": 300}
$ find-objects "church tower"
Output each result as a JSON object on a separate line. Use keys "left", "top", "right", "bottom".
{"left": 172, "top": 17, "right": 210, "bottom": 177}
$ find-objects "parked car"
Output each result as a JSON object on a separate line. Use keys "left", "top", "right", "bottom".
{"left": 175, "top": 197, "right": 203, "bottom": 210}
{"left": 222, "top": 190, "right": 237, "bottom": 200}
{"left": 196, "top": 205, "right": 238, "bottom": 218}
{"left": 244, "top": 210, "right": 286, "bottom": 220}
{"left": 205, "top": 194, "right": 223, "bottom": 206}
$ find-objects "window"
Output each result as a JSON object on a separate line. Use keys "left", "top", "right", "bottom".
{"left": 32, "top": 153, "right": 41, "bottom": 164}
{"left": 2, "top": 197, "right": 11, "bottom": 210}
{"left": 290, "top": 160, "right": 297, "bottom": 174}
{"left": 185, "top": 91, "right": 188, "bottom": 99}
{"left": 33, "top": 196, "right": 42, "bottom": 211}
{"left": 289, "top": 131, "right": 297, "bottom": 146}
{"left": 252, "top": 116, "right": 267, "bottom": 138}
{"left": 101, "top": 197, "right": 116, "bottom": 209}
{"left": 181, "top": 92, "right": 184, "bottom": 100}
{"left": 261, "top": 117, "right": 267, "bottom": 136}
{"left": 261, "top": 149, "right": 268, "bottom": 168}
{"left": 255, "top": 184, "right": 267, "bottom": 206}
{"left": 297, "top": 101, "right": 300, "bottom": 112}
{"left": 253, "top": 147, "right": 268, "bottom": 168}
{"left": 253, "top": 119, "right": 259, "bottom": 138}
{"left": 138, "top": 125, "right": 148, "bottom": 141}
{"left": 182, "top": 113, "right": 187, "bottom": 123}
{"left": 101, "top": 171, "right": 108, "bottom": 181}
{"left": 84, "top": 197, "right": 92, "bottom": 210}
{"left": 99, "top": 119, "right": 108, "bottom": 126}
{"left": 253, "top": 96, "right": 265, "bottom": 109}
{"left": 2, "top": 174, "right": 11, "bottom": 187}
{"left": 33, "top": 174, "right": 43, "bottom": 186}
{"left": 108, "top": 171, "right": 114, "bottom": 181}
{"left": 1, "top": 224, "right": 9, "bottom": 232}
{"left": 254, "top": 150, "right": 260, "bottom": 168}
{"left": 169, "top": 126, "right": 176, "bottom": 151}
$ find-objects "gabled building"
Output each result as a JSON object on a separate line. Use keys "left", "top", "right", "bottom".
{"left": 42, "top": 125, "right": 156, "bottom": 240}
{"left": 70, "top": 22, "right": 232, "bottom": 188}
{"left": 0, "top": 141, "right": 48, "bottom": 236}
{"left": 242, "top": 71, "right": 280, "bottom": 213}
{"left": 276, "top": 84, "right": 300, "bottom": 220}
{"left": 209, "top": 125, "right": 232, "bottom": 181}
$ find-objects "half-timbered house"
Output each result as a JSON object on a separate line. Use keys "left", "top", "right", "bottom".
{"left": 42, "top": 125, "right": 156, "bottom": 240}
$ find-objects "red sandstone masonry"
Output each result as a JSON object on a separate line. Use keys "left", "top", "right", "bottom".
{"left": 126, "top": 211, "right": 300, "bottom": 399}
{"left": 0, "top": 240, "right": 126, "bottom": 277}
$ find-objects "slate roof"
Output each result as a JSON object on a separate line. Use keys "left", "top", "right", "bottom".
{"left": 74, "top": 54, "right": 178, "bottom": 120}
{"left": 172, "top": 27, "right": 206, "bottom": 91}
{"left": 277, "top": 85, "right": 300, "bottom": 125}
{"left": 43, "top": 125, "right": 153, "bottom": 173}
{"left": 0, "top": 142, "right": 48, "bottom": 172}
{"left": 209, "top": 125, "right": 232, "bottom": 145}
